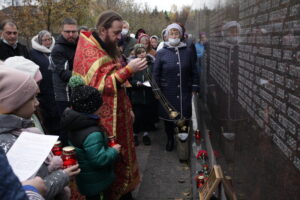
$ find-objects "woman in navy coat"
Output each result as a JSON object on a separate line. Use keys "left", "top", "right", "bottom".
{"left": 30, "top": 30, "right": 60, "bottom": 135}
{"left": 153, "top": 23, "right": 199, "bottom": 151}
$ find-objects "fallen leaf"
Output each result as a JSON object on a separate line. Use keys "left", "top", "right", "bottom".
{"left": 178, "top": 178, "right": 185, "bottom": 183}
{"left": 183, "top": 192, "right": 190, "bottom": 196}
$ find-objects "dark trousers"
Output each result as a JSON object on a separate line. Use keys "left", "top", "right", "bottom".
{"left": 86, "top": 194, "right": 101, "bottom": 200}
{"left": 56, "top": 101, "right": 69, "bottom": 146}
{"left": 119, "top": 192, "right": 133, "bottom": 200}
{"left": 164, "top": 120, "right": 175, "bottom": 141}
{"left": 40, "top": 109, "right": 61, "bottom": 135}
{"left": 132, "top": 104, "right": 156, "bottom": 133}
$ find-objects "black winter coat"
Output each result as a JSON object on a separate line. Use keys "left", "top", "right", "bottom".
{"left": 50, "top": 35, "right": 77, "bottom": 102}
{"left": 129, "top": 55, "right": 156, "bottom": 105}
{"left": 0, "top": 40, "right": 30, "bottom": 60}
{"left": 30, "top": 49, "right": 59, "bottom": 117}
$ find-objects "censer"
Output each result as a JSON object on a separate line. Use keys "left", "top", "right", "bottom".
{"left": 144, "top": 66, "right": 188, "bottom": 132}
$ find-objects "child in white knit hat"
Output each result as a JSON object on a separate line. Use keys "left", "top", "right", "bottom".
{"left": 0, "top": 67, "right": 80, "bottom": 200}
{"left": 3, "top": 56, "right": 45, "bottom": 133}
{"left": 4, "top": 56, "right": 43, "bottom": 83}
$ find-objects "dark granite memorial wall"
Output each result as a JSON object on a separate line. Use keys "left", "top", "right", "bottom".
{"left": 207, "top": 0, "right": 300, "bottom": 171}
{"left": 187, "top": 0, "right": 300, "bottom": 198}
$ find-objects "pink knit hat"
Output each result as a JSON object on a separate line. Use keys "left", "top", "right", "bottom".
{"left": 138, "top": 33, "right": 150, "bottom": 43}
{"left": 0, "top": 67, "right": 38, "bottom": 114}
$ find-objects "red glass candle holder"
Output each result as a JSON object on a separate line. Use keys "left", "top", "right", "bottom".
{"left": 62, "top": 146, "right": 77, "bottom": 169}
{"left": 196, "top": 175, "right": 205, "bottom": 188}
{"left": 108, "top": 136, "right": 117, "bottom": 147}
{"left": 194, "top": 129, "right": 201, "bottom": 140}
{"left": 52, "top": 140, "right": 62, "bottom": 156}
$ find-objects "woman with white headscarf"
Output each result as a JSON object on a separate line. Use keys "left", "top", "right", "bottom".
{"left": 222, "top": 21, "right": 241, "bottom": 45}
{"left": 153, "top": 23, "right": 199, "bottom": 151}
{"left": 30, "top": 30, "right": 60, "bottom": 135}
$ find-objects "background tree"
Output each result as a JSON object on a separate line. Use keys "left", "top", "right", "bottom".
{"left": 9, "top": 0, "right": 90, "bottom": 45}
{"left": 1, "top": 0, "right": 207, "bottom": 43}
{"left": 38, "top": 0, "right": 90, "bottom": 32}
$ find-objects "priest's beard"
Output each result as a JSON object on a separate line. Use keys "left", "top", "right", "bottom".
{"left": 104, "top": 35, "right": 121, "bottom": 60}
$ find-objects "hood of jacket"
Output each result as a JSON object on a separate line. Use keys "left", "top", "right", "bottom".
{"left": 61, "top": 108, "right": 100, "bottom": 132}
{"left": 164, "top": 41, "right": 187, "bottom": 49}
{"left": 0, "top": 114, "right": 34, "bottom": 135}
{"left": 31, "top": 35, "right": 55, "bottom": 53}
{"left": 56, "top": 35, "right": 77, "bottom": 48}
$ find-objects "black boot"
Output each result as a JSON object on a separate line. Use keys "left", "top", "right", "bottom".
{"left": 120, "top": 192, "right": 134, "bottom": 200}
{"left": 134, "top": 135, "right": 139, "bottom": 146}
{"left": 166, "top": 138, "right": 174, "bottom": 151}
{"left": 143, "top": 135, "right": 151, "bottom": 145}
{"left": 164, "top": 121, "right": 175, "bottom": 151}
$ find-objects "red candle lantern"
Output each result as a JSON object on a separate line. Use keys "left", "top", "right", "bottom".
{"left": 108, "top": 136, "right": 117, "bottom": 147}
{"left": 194, "top": 129, "right": 201, "bottom": 140}
{"left": 62, "top": 146, "right": 77, "bottom": 169}
{"left": 52, "top": 140, "right": 62, "bottom": 156}
{"left": 196, "top": 175, "right": 205, "bottom": 188}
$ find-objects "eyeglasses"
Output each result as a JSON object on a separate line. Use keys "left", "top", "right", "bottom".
{"left": 5, "top": 31, "right": 17, "bottom": 35}
{"left": 42, "top": 38, "right": 52, "bottom": 42}
{"left": 63, "top": 30, "right": 77, "bottom": 34}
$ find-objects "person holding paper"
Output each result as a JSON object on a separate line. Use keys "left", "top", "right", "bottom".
{"left": 128, "top": 44, "right": 157, "bottom": 146}
{"left": 0, "top": 147, "right": 46, "bottom": 200}
{"left": 61, "top": 76, "right": 120, "bottom": 200}
{"left": 0, "top": 67, "right": 80, "bottom": 200}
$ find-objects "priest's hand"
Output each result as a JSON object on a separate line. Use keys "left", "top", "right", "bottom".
{"left": 128, "top": 58, "right": 148, "bottom": 73}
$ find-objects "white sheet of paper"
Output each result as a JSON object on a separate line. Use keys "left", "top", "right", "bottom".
{"left": 7, "top": 132, "right": 58, "bottom": 182}
{"left": 143, "top": 81, "right": 151, "bottom": 87}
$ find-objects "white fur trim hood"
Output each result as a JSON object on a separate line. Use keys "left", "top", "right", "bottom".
{"left": 31, "top": 35, "right": 55, "bottom": 53}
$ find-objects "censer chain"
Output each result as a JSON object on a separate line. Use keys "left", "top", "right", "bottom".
{"left": 145, "top": 70, "right": 183, "bottom": 121}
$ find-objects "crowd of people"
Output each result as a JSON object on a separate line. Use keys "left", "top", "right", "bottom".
{"left": 0, "top": 9, "right": 208, "bottom": 200}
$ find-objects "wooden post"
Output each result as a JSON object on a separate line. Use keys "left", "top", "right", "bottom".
{"left": 223, "top": 176, "right": 238, "bottom": 200}
{"left": 199, "top": 165, "right": 223, "bottom": 200}
{"left": 199, "top": 165, "right": 237, "bottom": 200}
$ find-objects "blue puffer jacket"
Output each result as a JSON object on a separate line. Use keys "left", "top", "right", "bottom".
{"left": 0, "top": 147, "right": 29, "bottom": 200}
{"left": 153, "top": 42, "right": 199, "bottom": 120}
